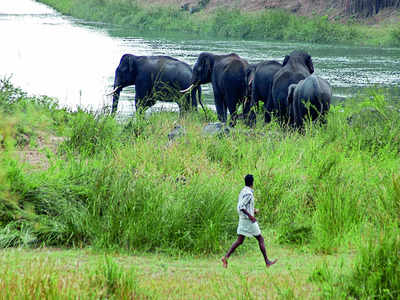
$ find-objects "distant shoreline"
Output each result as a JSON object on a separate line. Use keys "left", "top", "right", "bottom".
{"left": 38, "top": 0, "right": 400, "bottom": 47}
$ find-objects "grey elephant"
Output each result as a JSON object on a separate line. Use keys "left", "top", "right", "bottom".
{"left": 287, "top": 75, "right": 332, "bottom": 128}
{"left": 245, "top": 60, "right": 283, "bottom": 124}
{"left": 271, "top": 50, "right": 314, "bottom": 124}
{"left": 183, "top": 52, "right": 249, "bottom": 125}
{"left": 110, "top": 54, "right": 201, "bottom": 114}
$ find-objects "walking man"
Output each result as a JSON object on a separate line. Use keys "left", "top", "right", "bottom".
{"left": 222, "top": 174, "right": 277, "bottom": 268}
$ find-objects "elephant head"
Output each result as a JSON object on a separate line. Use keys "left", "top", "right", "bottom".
{"left": 241, "top": 64, "right": 257, "bottom": 126}
{"left": 110, "top": 54, "right": 138, "bottom": 113}
{"left": 283, "top": 50, "right": 314, "bottom": 75}
{"left": 191, "top": 52, "right": 215, "bottom": 87}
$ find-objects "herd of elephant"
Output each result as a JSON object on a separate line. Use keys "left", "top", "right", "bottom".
{"left": 109, "top": 50, "right": 332, "bottom": 128}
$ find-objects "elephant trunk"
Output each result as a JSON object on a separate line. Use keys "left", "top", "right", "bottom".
{"left": 111, "top": 84, "right": 122, "bottom": 114}
{"left": 194, "top": 85, "right": 208, "bottom": 120}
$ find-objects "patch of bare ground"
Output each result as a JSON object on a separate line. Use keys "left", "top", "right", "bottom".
{"left": 16, "top": 132, "right": 65, "bottom": 171}
{"left": 138, "top": 0, "right": 400, "bottom": 24}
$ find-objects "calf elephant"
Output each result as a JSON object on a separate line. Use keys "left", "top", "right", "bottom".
{"left": 271, "top": 50, "right": 314, "bottom": 124}
{"left": 110, "top": 54, "right": 201, "bottom": 114}
{"left": 184, "top": 52, "right": 249, "bottom": 124}
{"left": 246, "top": 60, "right": 283, "bottom": 123}
{"left": 287, "top": 75, "right": 332, "bottom": 128}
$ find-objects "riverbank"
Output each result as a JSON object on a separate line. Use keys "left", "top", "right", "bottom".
{"left": 1, "top": 78, "right": 400, "bottom": 297}
{"left": 38, "top": 0, "right": 400, "bottom": 46}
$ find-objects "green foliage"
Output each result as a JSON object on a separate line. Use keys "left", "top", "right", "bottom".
{"left": 2, "top": 80, "right": 400, "bottom": 257}
{"left": 91, "top": 256, "right": 146, "bottom": 298}
{"left": 66, "top": 109, "right": 122, "bottom": 155}
{"left": 312, "top": 227, "right": 400, "bottom": 299}
{"left": 37, "top": 0, "right": 398, "bottom": 46}
{"left": 346, "top": 230, "right": 400, "bottom": 299}
{"left": 390, "top": 23, "right": 400, "bottom": 46}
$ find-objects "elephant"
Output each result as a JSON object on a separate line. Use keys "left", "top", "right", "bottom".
{"left": 245, "top": 60, "right": 283, "bottom": 123}
{"left": 110, "top": 54, "right": 201, "bottom": 114}
{"left": 183, "top": 52, "right": 249, "bottom": 125}
{"left": 271, "top": 50, "right": 314, "bottom": 124}
{"left": 287, "top": 74, "right": 332, "bottom": 128}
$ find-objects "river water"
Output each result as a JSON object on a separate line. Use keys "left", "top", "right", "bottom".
{"left": 1, "top": 0, "right": 399, "bottom": 115}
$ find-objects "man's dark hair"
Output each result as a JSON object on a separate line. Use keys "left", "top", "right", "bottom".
{"left": 244, "top": 174, "right": 254, "bottom": 187}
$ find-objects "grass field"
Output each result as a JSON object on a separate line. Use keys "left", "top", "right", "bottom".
{"left": 0, "top": 244, "right": 354, "bottom": 299}
{"left": 1, "top": 78, "right": 400, "bottom": 298}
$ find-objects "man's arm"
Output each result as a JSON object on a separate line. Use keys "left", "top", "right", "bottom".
{"left": 240, "top": 208, "right": 256, "bottom": 223}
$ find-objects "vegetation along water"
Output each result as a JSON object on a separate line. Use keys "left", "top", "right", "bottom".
{"left": 38, "top": 0, "right": 400, "bottom": 47}
{"left": 1, "top": 0, "right": 400, "bottom": 298}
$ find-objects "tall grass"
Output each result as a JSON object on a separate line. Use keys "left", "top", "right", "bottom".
{"left": 2, "top": 78, "right": 400, "bottom": 297}
{"left": 37, "top": 0, "right": 400, "bottom": 47}
{"left": 311, "top": 225, "right": 400, "bottom": 299}
{"left": 0, "top": 251, "right": 148, "bottom": 299}
{"left": 1, "top": 79, "right": 400, "bottom": 258}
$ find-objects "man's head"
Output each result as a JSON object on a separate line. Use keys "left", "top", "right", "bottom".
{"left": 244, "top": 174, "right": 254, "bottom": 187}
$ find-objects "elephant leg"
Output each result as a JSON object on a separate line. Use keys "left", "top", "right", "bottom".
{"left": 215, "top": 96, "right": 227, "bottom": 123}
{"left": 243, "top": 97, "right": 256, "bottom": 127}
{"left": 135, "top": 86, "right": 151, "bottom": 113}
{"left": 190, "top": 88, "right": 198, "bottom": 110}
{"left": 295, "top": 101, "right": 305, "bottom": 128}
{"left": 226, "top": 97, "right": 239, "bottom": 127}
{"left": 278, "top": 100, "right": 289, "bottom": 125}
{"left": 264, "top": 98, "right": 274, "bottom": 123}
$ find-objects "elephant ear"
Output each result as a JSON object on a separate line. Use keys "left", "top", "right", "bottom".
{"left": 246, "top": 65, "right": 256, "bottom": 88}
{"left": 200, "top": 53, "right": 212, "bottom": 82}
{"left": 306, "top": 55, "right": 314, "bottom": 74}
{"left": 282, "top": 55, "right": 290, "bottom": 67}
{"left": 127, "top": 55, "right": 136, "bottom": 74}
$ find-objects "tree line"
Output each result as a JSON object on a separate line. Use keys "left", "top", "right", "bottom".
{"left": 340, "top": 0, "right": 400, "bottom": 16}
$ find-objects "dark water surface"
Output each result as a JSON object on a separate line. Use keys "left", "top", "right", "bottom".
{"left": 1, "top": 0, "right": 399, "bottom": 115}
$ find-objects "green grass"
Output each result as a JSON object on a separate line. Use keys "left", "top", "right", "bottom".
{"left": 0, "top": 245, "right": 352, "bottom": 299}
{"left": 1, "top": 78, "right": 400, "bottom": 297}
{"left": 37, "top": 0, "right": 400, "bottom": 47}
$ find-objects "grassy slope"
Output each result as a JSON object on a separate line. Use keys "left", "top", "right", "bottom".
{"left": 37, "top": 0, "right": 400, "bottom": 47}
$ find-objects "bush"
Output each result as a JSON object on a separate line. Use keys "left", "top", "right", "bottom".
{"left": 390, "top": 24, "right": 400, "bottom": 46}
{"left": 66, "top": 109, "right": 122, "bottom": 155}
{"left": 312, "top": 227, "right": 400, "bottom": 299}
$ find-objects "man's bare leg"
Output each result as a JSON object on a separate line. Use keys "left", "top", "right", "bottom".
{"left": 254, "top": 235, "right": 277, "bottom": 267}
{"left": 222, "top": 235, "right": 245, "bottom": 268}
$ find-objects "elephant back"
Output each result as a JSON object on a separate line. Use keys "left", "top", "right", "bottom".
{"left": 214, "top": 56, "right": 248, "bottom": 90}
{"left": 292, "top": 75, "right": 332, "bottom": 127}
{"left": 297, "top": 75, "right": 331, "bottom": 107}
{"left": 153, "top": 58, "right": 193, "bottom": 89}
{"left": 273, "top": 71, "right": 306, "bottom": 105}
